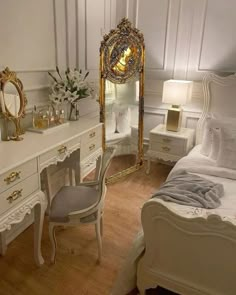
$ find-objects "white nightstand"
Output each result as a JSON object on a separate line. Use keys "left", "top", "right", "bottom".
{"left": 146, "top": 124, "right": 194, "bottom": 173}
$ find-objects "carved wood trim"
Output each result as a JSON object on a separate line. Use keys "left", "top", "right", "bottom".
{"left": 196, "top": 72, "right": 236, "bottom": 144}
{"left": 0, "top": 191, "right": 46, "bottom": 233}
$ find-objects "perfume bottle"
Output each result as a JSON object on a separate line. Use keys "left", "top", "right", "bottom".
{"left": 34, "top": 110, "right": 49, "bottom": 129}
{"left": 59, "top": 109, "right": 65, "bottom": 123}
{"left": 48, "top": 105, "right": 55, "bottom": 126}
{"left": 32, "top": 105, "right": 37, "bottom": 128}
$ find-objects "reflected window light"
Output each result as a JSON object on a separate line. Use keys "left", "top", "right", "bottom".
{"left": 135, "top": 81, "right": 139, "bottom": 102}
{"left": 105, "top": 80, "right": 116, "bottom": 102}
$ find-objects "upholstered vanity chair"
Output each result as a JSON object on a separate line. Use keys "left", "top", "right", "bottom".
{"left": 48, "top": 146, "right": 115, "bottom": 264}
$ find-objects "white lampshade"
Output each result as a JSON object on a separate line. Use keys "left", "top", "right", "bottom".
{"left": 162, "top": 80, "right": 193, "bottom": 105}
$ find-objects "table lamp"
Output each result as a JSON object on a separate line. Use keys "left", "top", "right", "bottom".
{"left": 162, "top": 79, "right": 193, "bottom": 132}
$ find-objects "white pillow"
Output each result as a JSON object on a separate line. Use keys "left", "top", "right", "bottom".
{"left": 209, "top": 128, "right": 220, "bottom": 160}
{"left": 106, "top": 111, "right": 116, "bottom": 135}
{"left": 200, "top": 117, "right": 214, "bottom": 156}
{"left": 217, "top": 127, "right": 236, "bottom": 169}
{"left": 212, "top": 114, "right": 236, "bottom": 126}
{"left": 201, "top": 116, "right": 236, "bottom": 157}
{"left": 115, "top": 106, "right": 131, "bottom": 134}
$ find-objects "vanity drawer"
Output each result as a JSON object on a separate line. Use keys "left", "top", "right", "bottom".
{"left": 80, "top": 138, "right": 102, "bottom": 160}
{"left": 39, "top": 136, "right": 81, "bottom": 169}
{"left": 150, "top": 142, "right": 185, "bottom": 156}
{"left": 0, "top": 173, "right": 39, "bottom": 215}
{"left": 150, "top": 133, "right": 184, "bottom": 147}
{"left": 0, "top": 159, "right": 37, "bottom": 194}
{"left": 81, "top": 126, "right": 102, "bottom": 144}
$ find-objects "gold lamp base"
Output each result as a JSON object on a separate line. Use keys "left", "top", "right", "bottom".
{"left": 166, "top": 105, "right": 182, "bottom": 132}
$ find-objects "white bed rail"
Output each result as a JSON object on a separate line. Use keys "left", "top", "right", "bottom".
{"left": 137, "top": 199, "right": 236, "bottom": 295}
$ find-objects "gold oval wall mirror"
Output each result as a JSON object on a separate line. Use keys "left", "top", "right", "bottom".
{"left": 0, "top": 67, "right": 27, "bottom": 141}
{"left": 99, "top": 18, "right": 145, "bottom": 183}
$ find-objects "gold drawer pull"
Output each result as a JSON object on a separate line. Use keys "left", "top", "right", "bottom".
{"left": 162, "top": 138, "right": 171, "bottom": 143}
{"left": 4, "top": 171, "right": 21, "bottom": 184}
{"left": 58, "top": 145, "right": 67, "bottom": 154}
{"left": 162, "top": 146, "right": 170, "bottom": 152}
{"left": 89, "top": 131, "right": 96, "bottom": 138}
{"left": 89, "top": 144, "right": 95, "bottom": 151}
{"left": 7, "top": 189, "right": 23, "bottom": 203}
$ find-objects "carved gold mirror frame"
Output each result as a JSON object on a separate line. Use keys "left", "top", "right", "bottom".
{"left": 99, "top": 18, "right": 145, "bottom": 183}
{"left": 0, "top": 67, "right": 27, "bottom": 141}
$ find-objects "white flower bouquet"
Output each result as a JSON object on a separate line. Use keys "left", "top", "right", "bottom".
{"left": 48, "top": 67, "right": 94, "bottom": 120}
{"left": 48, "top": 67, "right": 94, "bottom": 105}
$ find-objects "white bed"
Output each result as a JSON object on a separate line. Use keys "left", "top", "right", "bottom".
{"left": 156, "top": 144, "right": 236, "bottom": 223}
{"left": 112, "top": 72, "right": 236, "bottom": 295}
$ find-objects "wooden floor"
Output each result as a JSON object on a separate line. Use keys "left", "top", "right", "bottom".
{"left": 0, "top": 157, "right": 173, "bottom": 295}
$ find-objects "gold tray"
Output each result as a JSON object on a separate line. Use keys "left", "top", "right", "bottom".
{"left": 27, "top": 121, "right": 70, "bottom": 134}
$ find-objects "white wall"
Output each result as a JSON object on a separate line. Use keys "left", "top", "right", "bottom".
{"left": 113, "top": 0, "right": 236, "bottom": 140}
{"left": 0, "top": 0, "right": 56, "bottom": 110}
{"left": 0, "top": 0, "right": 116, "bottom": 112}
{"left": 1, "top": 0, "right": 236, "bottom": 140}
{"left": 54, "top": 0, "right": 116, "bottom": 79}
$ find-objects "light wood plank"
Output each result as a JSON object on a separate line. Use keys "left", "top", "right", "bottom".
{"left": 0, "top": 157, "right": 172, "bottom": 295}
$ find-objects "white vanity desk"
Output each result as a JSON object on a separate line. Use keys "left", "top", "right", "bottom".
{"left": 0, "top": 116, "right": 102, "bottom": 266}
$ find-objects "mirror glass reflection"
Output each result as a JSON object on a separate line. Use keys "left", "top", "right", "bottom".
{"left": 105, "top": 80, "right": 139, "bottom": 177}
{"left": 0, "top": 67, "right": 27, "bottom": 141}
{"left": 99, "top": 18, "right": 145, "bottom": 182}
{"left": 3, "top": 82, "right": 21, "bottom": 117}
{"left": 110, "top": 44, "right": 139, "bottom": 76}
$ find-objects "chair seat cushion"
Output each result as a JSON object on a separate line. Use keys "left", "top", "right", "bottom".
{"left": 49, "top": 186, "right": 99, "bottom": 222}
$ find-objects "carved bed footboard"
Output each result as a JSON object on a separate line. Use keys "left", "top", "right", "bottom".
{"left": 137, "top": 200, "right": 236, "bottom": 295}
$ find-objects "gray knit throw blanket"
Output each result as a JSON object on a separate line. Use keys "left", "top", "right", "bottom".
{"left": 152, "top": 170, "right": 224, "bottom": 209}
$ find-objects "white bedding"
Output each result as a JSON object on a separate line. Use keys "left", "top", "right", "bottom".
{"left": 163, "top": 145, "right": 236, "bottom": 225}
{"left": 111, "top": 145, "right": 236, "bottom": 295}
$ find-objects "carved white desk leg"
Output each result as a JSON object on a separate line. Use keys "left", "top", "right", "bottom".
{"left": 42, "top": 168, "right": 53, "bottom": 213}
{"left": 0, "top": 232, "right": 7, "bottom": 256}
{"left": 34, "top": 202, "right": 45, "bottom": 266}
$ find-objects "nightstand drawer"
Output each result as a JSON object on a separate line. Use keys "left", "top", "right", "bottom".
{"left": 150, "top": 142, "right": 184, "bottom": 156}
{"left": 150, "top": 133, "right": 184, "bottom": 146}
{"left": 147, "top": 124, "right": 194, "bottom": 172}
{"left": 80, "top": 138, "right": 102, "bottom": 160}
{"left": 0, "top": 159, "right": 37, "bottom": 194}
{"left": 81, "top": 125, "right": 102, "bottom": 144}
{"left": 0, "top": 173, "right": 39, "bottom": 215}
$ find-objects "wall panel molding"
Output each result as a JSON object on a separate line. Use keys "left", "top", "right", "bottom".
{"left": 136, "top": 0, "right": 180, "bottom": 79}
{"left": 196, "top": 0, "right": 208, "bottom": 72}
{"left": 24, "top": 86, "right": 50, "bottom": 92}
{"left": 187, "top": 0, "right": 236, "bottom": 80}
{"left": 198, "top": 0, "right": 236, "bottom": 73}
{"left": 126, "top": 0, "right": 137, "bottom": 24}
{"left": 66, "top": 0, "right": 77, "bottom": 68}
{"left": 173, "top": 0, "right": 195, "bottom": 79}
{"left": 0, "top": 0, "right": 56, "bottom": 71}
{"left": 54, "top": 0, "right": 67, "bottom": 69}
{"left": 78, "top": 0, "right": 86, "bottom": 70}
{"left": 184, "top": 115, "right": 199, "bottom": 129}
{"left": 0, "top": 0, "right": 59, "bottom": 114}
{"left": 187, "top": 0, "right": 211, "bottom": 80}
{"left": 14, "top": 69, "right": 55, "bottom": 73}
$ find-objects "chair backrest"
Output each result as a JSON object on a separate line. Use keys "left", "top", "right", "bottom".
{"left": 97, "top": 146, "right": 116, "bottom": 204}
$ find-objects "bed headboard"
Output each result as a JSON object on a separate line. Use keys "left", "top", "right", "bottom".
{"left": 196, "top": 72, "right": 236, "bottom": 144}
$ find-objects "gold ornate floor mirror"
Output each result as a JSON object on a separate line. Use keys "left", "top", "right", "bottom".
{"left": 99, "top": 18, "right": 145, "bottom": 183}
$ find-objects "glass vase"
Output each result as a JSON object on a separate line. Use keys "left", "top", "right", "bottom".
{"left": 68, "top": 102, "right": 79, "bottom": 121}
